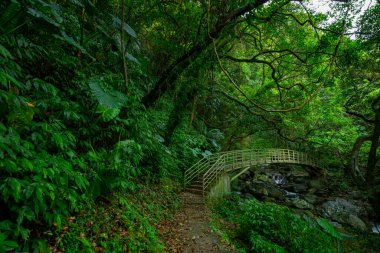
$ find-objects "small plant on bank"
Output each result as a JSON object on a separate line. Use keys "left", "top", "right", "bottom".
{"left": 212, "top": 197, "right": 338, "bottom": 253}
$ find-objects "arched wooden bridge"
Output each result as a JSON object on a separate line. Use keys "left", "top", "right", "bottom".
{"left": 184, "top": 149, "right": 325, "bottom": 197}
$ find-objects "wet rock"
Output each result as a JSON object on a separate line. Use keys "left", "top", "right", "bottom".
{"left": 329, "top": 221, "right": 343, "bottom": 229}
{"left": 252, "top": 183, "right": 269, "bottom": 197}
{"left": 293, "top": 183, "right": 308, "bottom": 193}
{"left": 322, "top": 198, "right": 368, "bottom": 231}
{"left": 267, "top": 186, "right": 283, "bottom": 198}
{"left": 303, "top": 194, "right": 318, "bottom": 204}
{"left": 287, "top": 167, "right": 310, "bottom": 178}
{"left": 346, "top": 214, "right": 367, "bottom": 231}
{"left": 291, "top": 199, "right": 314, "bottom": 210}
{"left": 322, "top": 198, "right": 365, "bottom": 217}
{"left": 308, "top": 178, "right": 324, "bottom": 189}
{"left": 347, "top": 191, "right": 363, "bottom": 199}
{"left": 284, "top": 191, "right": 298, "bottom": 199}
{"left": 256, "top": 174, "right": 272, "bottom": 183}
{"left": 307, "top": 187, "right": 318, "bottom": 194}
{"left": 294, "top": 177, "right": 308, "bottom": 184}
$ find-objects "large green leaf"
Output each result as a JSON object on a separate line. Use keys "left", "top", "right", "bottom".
{"left": 0, "top": 0, "right": 23, "bottom": 34}
{"left": 27, "top": 7, "right": 61, "bottom": 28}
{"left": 0, "top": 232, "right": 19, "bottom": 252}
{"left": 126, "top": 52, "right": 140, "bottom": 65}
{"left": 88, "top": 78, "right": 127, "bottom": 109}
{"left": 96, "top": 104, "right": 120, "bottom": 121}
{"left": 8, "top": 178, "right": 21, "bottom": 202}
{"left": 111, "top": 15, "right": 137, "bottom": 38}
{"left": 55, "top": 31, "right": 95, "bottom": 60}
{"left": 0, "top": 72, "right": 23, "bottom": 88}
{"left": 316, "top": 218, "right": 343, "bottom": 239}
{"left": 0, "top": 44, "right": 12, "bottom": 58}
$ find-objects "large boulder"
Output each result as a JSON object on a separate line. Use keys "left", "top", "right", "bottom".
{"left": 292, "top": 183, "right": 308, "bottom": 193}
{"left": 248, "top": 181, "right": 269, "bottom": 197}
{"left": 308, "top": 178, "right": 324, "bottom": 193}
{"left": 266, "top": 185, "right": 283, "bottom": 198}
{"left": 256, "top": 174, "right": 272, "bottom": 183}
{"left": 322, "top": 198, "right": 368, "bottom": 231}
{"left": 290, "top": 198, "right": 314, "bottom": 210}
{"left": 287, "top": 166, "right": 310, "bottom": 178}
{"left": 245, "top": 180, "right": 285, "bottom": 199}
{"left": 346, "top": 214, "right": 367, "bottom": 231}
{"left": 322, "top": 198, "right": 366, "bottom": 217}
{"left": 303, "top": 194, "right": 319, "bottom": 204}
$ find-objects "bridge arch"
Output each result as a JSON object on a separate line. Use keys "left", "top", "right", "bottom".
{"left": 184, "top": 149, "right": 325, "bottom": 197}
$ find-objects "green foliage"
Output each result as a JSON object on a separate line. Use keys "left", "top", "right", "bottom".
{"left": 89, "top": 77, "right": 128, "bottom": 110}
{"left": 358, "top": 3, "right": 380, "bottom": 47}
{"left": 0, "top": 0, "right": 379, "bottom": 250}
{"left": 316, "top": 218, "right": 343, "bottom": 240}
{"left": 249, "top": 232, "right": 285, "bottom": 253}
{"left": 0, "top": 122, "right": 89, "bottom": 250}
{"left": 0, "top": 233, "right": 18, "bottom": 253}
{"left": 0, "top": 0, "right": 151, "bottom": 250}
{"left": 212, "top": 197, "right": 338, "bottom": 253}
{"left": 54, "top": 184, "right": 180, "bottom": 253}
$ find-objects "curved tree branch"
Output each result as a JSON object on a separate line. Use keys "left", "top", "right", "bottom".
{"left": 350, "top": 135, "right": 372, "bottom": 181}
{"left": 212, "top": 88, "right": 313, "bottom": 144}
{"left": 142, "top": 0, "right": 275, "bottom": 106}
{"left": 344, "top": 107, "right": 375, "bottom": 123}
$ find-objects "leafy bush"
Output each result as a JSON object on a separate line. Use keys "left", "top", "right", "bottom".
{"left": 53, "top": 184, "right": 181, "bottom": 253}
{"left": 57, "top": 200, "right": 164, "bottom": 253}
{"left": 0, "top": 121, "right": 89, "bottom": 250}
{"left": 212, "top": 197, "right": 338, "bottom": 253}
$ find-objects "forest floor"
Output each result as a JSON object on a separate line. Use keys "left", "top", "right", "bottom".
{"left": 156, "top": 196, "right": 236, "bottom": 253}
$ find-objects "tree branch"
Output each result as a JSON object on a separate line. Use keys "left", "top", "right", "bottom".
{"left": 212, "top": 88, "right": 312, "bottom": 144}
{"left": 142, "top": 0, "right": 271, "bottom": 106}
{"left": 350, "top": 135, "right": 371, "bottom": 181}
{"left": 345, "top": 107, "right": 375, "bottom": 123}
{"left": 371, "top": 95, "right": 380, "bottom": 112}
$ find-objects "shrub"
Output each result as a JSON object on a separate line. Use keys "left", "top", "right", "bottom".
{"left": 212, "top": 197, "right": 337, "bottom": 253}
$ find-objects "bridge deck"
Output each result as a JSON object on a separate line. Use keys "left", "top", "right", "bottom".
{"left": 184, "top": 149, "right": 325, "bottom": 197}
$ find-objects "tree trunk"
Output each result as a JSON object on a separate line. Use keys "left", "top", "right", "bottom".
{"left": 188, "top": 96, "right": 197, "bottom": 127}
{"left": 164, "top": 86, "right": 198, "bottom": 145}
{"left": 350, "top": 135, "right": 371, "bottom": 180}
{"left": 366, "top": 110, "right": 380, "bottom": 196}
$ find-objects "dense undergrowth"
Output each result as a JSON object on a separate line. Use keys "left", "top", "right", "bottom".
{"left": 211, "top": 196, "right": 380, "bottom": 253}
{"left": 211, "top": 196, "right": 339, "bottom": 253}
{"left": 49, "top": 182, "right": 181, "bottom": 253}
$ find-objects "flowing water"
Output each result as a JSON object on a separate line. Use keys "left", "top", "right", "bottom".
{"left": 371, "top": 223, "right": 380, "bottom": 234}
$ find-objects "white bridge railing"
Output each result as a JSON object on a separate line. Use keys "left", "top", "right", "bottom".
{"left": 184, "top": 149, "right": 325, "bottom": 196}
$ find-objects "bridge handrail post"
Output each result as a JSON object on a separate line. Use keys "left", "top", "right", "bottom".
{"left": 184, "top": 152, "right": 220, "bottom": 187}
{"left": 202, "top": 154, "right": 226, "bottom": 197}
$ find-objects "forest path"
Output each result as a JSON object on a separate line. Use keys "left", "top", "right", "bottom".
{"left": 157, "top": 193, "right": 236, "bottom": 253}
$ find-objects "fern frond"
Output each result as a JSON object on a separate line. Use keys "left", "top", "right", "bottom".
{"left": 88, "top": 78, "right": 127, "bottom": 109}
{"left": 96, "top": 104, "right": 120, "bottom": 122}
{"left": 0, "top": 0, "right": 22, "bottom": 35}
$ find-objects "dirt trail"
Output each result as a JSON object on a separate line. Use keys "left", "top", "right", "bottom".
{"left": 157, "top": 194, "right": 235, "bottom": 253}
